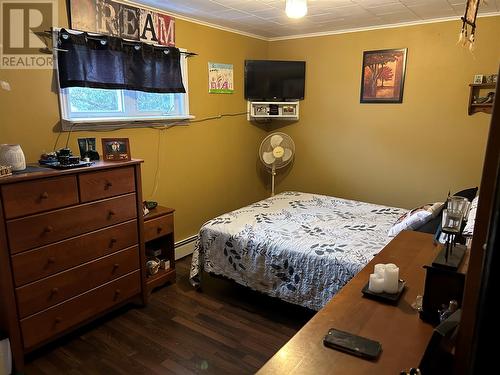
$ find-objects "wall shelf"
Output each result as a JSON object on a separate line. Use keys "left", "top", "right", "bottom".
{"left": 468, "top": 83, "right": 496, "bottom": 115}
{"left": 247, "top": 101, "right": 299, "bottom": 121}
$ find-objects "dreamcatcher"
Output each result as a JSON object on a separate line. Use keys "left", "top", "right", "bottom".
{"left": 459, "top": 0, "right": 482, "bottom": 51}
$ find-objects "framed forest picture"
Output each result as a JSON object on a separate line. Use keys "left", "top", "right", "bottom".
{"left": 360, "top": 48, "right": 408, "bottom": 103}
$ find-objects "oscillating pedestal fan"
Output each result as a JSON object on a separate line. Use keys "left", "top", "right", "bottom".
{"left": 259, "top": 132, "right": 295, "bottom": 196}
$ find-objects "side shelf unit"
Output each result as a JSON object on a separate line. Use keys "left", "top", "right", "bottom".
{"left": 143, "top": 206, "right": 176, "bottom": 294}
{"left": 247, "top": 101, "right": 299, "bottom": 121}
{"left": 468, "top": 83, "right": 496, "bottom": 115}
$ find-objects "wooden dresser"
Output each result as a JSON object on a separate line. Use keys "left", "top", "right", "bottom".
{"left": 0, "top": 160, "right": 146, "bottom": 372}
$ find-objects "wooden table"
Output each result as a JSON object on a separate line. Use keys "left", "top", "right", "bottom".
{"left": 258, "top": 231, "right": 439, "bottom": 375}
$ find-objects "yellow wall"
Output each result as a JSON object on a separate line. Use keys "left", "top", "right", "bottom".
{"left": 268, "top": 17, "right": 500, "bottom": 209}
{"left": 1, "top": 2, "right": 499, "bottom": 241}
{"left": 0, "top": 2, "right": 269, "bottom": 240}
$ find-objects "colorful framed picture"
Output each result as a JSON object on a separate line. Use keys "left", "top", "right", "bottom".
{"left": 101, "top": 138, "right": 131, "bottom": 161}
{"left": 208, "top": 62, "right": 234, "bottom": 94}
{"left": 360, "top": 48, "right": 408, "bottom": 103}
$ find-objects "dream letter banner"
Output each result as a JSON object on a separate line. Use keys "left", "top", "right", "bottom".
{"left": 69, "top": 0, "right": 175, "bottom": 46}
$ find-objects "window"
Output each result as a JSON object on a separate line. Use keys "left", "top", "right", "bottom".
{"left": 59, "top": 52, "right": 191, "bottom": 128}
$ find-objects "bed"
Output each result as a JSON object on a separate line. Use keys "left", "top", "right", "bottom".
{"left": 190, "top": 191, "right": 407, "bottom": 311}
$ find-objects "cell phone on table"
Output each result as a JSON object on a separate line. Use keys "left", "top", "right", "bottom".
{"left": 323, "top": 328, "right": 382, "bottom": 360}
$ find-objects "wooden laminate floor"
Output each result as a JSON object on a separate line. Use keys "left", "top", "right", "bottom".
{"left": 24, "top": 256, "right": 315, "bottom": 375}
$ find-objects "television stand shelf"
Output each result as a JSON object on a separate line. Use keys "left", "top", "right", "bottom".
{"left": 247, "top": 101, "right": 299, "bottom": 121}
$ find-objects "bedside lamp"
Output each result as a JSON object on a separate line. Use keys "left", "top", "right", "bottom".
{"left": 0, "top": 144, "right": 26, "bottom": 171}
{"left": 433, "top": 196, "right": 469, "bottom": 270}
{"left": 420, "top": 196, "right": 470, "bottom": 325}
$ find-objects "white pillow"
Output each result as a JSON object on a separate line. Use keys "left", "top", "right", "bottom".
{"left": 428, "top": 202, "right": 444, "bottom": 218}
{"left": 388, "top": 202, "right": 444, "bottom": 237}
{"left": 463, "top": 196, "right": 479, "bottom": 236}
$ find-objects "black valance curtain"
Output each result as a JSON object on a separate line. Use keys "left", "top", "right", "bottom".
{"left": 57, "top": 29, "right": 185, "bottom": 94}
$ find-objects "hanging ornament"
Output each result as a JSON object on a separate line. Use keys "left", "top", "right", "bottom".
{"left": 459, "top": 0, "right": 481, "bottom": 51}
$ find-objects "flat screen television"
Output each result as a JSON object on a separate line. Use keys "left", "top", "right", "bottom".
{"left": 244, "top": 60, "right": 305, "bottom": 101}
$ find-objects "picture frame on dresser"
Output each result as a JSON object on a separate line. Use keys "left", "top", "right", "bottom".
{"left": 101, "top": 138, "right": 131, "bottom": 161}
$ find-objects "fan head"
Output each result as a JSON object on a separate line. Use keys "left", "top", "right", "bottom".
{"left": 259, "top": 132, "right": 295, "bottom": 170}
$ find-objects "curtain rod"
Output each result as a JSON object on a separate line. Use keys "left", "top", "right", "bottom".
{"left": 37, "top": 29, "right": 198, "bottom": 57}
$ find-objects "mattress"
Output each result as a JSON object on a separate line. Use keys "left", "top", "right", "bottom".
{"left": 190, "top": 191, "right": 406, "bottom": 311}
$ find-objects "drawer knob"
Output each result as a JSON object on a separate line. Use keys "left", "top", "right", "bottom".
{"left": 105, "top": 181, "right": 113, "bottom": 189}
{"left": 114, "top": 289, "right": 121, "bottom": 299}
{"left": 108, "top": 210, "right": 116, "bottom": 217}
{"left": 47, "top": 256, "right": 56, "bottom": 264}
{"left": 113, "top": 263, "right": 120, "bottom": 271}
{"left": 40, "top": 192, "right": 49, "bottom": 200}
{"left": 157, "top": 226, "right": 163, "bottom": 234}
{"left": 55, "top": 317, "right": 62, "bottom": 324}
{"left": 51, "top": 288, "right": 59, "bottom": 295}
{"left": 109, "top": 238, "right": 117, "bottom": 247}
{"left": 44, "top": 226, "right": 54, "bottom": 233}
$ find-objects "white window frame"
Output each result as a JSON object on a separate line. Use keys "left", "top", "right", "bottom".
{"left": 57, "top": 44, "right": 193, "bottom": 130}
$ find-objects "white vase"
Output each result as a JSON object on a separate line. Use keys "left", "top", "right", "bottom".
{"left": 0, "top": 144, "right": 26, "bottom": 171}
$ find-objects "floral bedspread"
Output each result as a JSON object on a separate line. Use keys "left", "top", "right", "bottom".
{"left": 190, "top": 192, "right": 406, "bottom": 311}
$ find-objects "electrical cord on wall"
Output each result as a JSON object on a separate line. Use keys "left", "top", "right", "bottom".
{"left": 52, "top": 131, "right": 62, "bottom": 152}
{"left": 54, "top": 111, "right": 248, "bottom": 144}
{"left": 149, "top": 111, "right": 248, "bottom": 198}
{"left": 150, "top": 127, "right": 164, "bottom": 199}
{"left": 65, "top": 123, "right": 76, "bottom": 148}
{"left": 52, "top": 111, "right": 249, "bottom": 198}
{"left": 52, "top": 123, "right": 76, "bottom": 151}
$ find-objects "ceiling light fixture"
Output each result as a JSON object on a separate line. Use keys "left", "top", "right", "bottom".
{"left": 286, "top": 0, "right": 307, "bottom": 19}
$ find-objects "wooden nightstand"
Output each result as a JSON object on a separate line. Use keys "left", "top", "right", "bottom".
{"left": 143, "top": 206, "right": 176, "bottom": 294}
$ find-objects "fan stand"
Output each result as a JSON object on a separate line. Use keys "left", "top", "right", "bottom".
{"left": 271, "top": 165, "right": 276, "bottom": 197}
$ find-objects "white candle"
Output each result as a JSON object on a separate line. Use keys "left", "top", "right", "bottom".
{"left": 368, "top": 273, "right": 384, "bottom": 293}
{"left": 384, "top": 264, "right": 399, "bottom": 294}
{"left": 374, "top": 263, "right": 386, "bottom": 277}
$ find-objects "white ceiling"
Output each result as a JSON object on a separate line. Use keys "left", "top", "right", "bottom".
{"left": 137, "top": 0, "right": 500, "bottom": 39}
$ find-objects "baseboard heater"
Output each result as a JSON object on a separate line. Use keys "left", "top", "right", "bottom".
{"left": 174, "top": 235, "right": 197, "bottom": 260}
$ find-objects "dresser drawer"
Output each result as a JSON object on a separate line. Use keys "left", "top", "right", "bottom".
{"left": 20, "top": 270, "right": 140, "bottom": 349}
{"left": 16, "top": 246, "right": 139, "bottom": 318}
{"left": 1, "top": 176, "right": 78, "bottom": 219}
{"left": 79, "top": 167, "right": 136, "bottom": 203}
{"left": 7, "top": 193, "right": 137, "bottom": 254}
{"left": 11, "top": 220, "right": 138, "bottom": 286}
{"left": 144, "top": 214, "right": 174, "bottom": 242}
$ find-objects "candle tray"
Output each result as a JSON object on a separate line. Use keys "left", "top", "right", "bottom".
{"left": 39, "top": 160, "right": 92, "bottom": 170}
{"left": 361, "top": 279, "right": 406, "bottom": 304}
